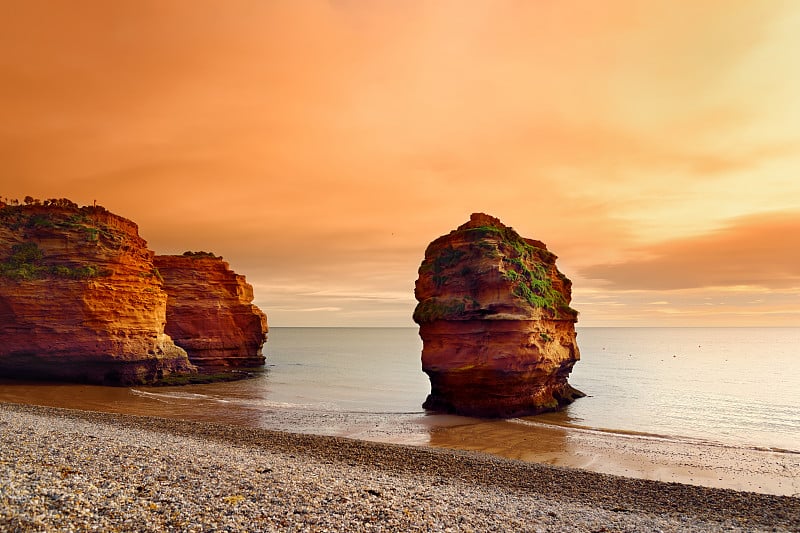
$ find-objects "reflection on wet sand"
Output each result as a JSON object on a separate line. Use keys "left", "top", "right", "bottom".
{"left": 424, "top": 415, "right": 800, "bottom": 496}
{"left": 0, "top": 381, "right": 269, "bottom": 427}
{"left": 428, "top": 418, "right": 570, "bottom": 464}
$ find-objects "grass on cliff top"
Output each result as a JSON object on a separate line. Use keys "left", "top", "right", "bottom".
{"left": 418, "top": 222, "right": 577, "bottom": 320}
{"left": 181, "top": 251, "right": 221, "bottom": 259}
{"left": 0, "top": 202, "right": 127, "bottom": 282}
{"left": 463, "top": 225, "right": 556, "bottom": 263}
{"left": 1, "top": 201, "right": 118, "bottom": 246}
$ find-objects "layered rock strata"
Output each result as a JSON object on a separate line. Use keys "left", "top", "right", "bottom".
{"left": 0, "top": 201, "right": 196, "bottom": 385}
{"left": 413, "top": 213, "right": 583, "bottom": 418}
{"left": 154, "top": 253, "right": 268, "bottom": 368}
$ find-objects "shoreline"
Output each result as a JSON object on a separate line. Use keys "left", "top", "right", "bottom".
{"left": 1, "top": 384, "right": 799, "bottom": 497}
{"left": 2, "top": 402, "right": 799, "bottom": 531}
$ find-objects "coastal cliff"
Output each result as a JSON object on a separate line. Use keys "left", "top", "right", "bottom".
{"left": 154, "top": 253, "right": 268, "bottom": 368}
{"left": 0, "top": 200, "right": 195, "bottom": 384}
{"left": 413, "top": 213, "right": 583, "bottom": 417}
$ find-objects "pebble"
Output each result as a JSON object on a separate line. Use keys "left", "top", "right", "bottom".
{"left": 1, "top": 402, "right": 797, "bottom": 532}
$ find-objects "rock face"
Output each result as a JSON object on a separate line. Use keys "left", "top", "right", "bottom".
{"left": 0, "top": 201, "right": 196, "bottom": 385}
{"left": 413, "top": 213, "right": 583, "bottom": 418}
{"left": 154, "top": 254, "right": 268, "bottom": 368}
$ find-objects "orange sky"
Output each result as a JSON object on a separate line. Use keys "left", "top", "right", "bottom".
{"left": 2, "top": 1, "right": 799, "bottom": 326}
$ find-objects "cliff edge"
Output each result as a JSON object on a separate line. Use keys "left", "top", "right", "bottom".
{"left": 154, "top": 253, "right": 268, "bottom": 368}
{"left": 413, "top": 213, "right": 583, "bottom": 417}
{"left": 0, "top": 200, "right": 195, "bottom": 384}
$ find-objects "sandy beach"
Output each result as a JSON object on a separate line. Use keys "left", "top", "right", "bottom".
{"left": 1, "top": 402, "right": 798, "bottom": 532}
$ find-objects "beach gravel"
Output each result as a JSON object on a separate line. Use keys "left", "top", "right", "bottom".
{"left": 1, "top": 402, "right": 797, "bottom": 532}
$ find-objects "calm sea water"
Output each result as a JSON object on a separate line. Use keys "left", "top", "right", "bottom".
{"left": 548, "top": 327, "right": 800, "bottom": 451}
{"left": 256, "top": 327, "right": 800, "bottom": 451}
{"left": 2, "top": 327, "right": 798, "bottom": 452}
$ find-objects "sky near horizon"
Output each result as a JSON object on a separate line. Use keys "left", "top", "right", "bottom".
{"left": 2, "top": 1, "right": 799, "bottom": 326}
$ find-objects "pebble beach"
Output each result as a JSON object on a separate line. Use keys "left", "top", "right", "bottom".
{"left": 1, "top": 402, "right": 798, "bottom": 532}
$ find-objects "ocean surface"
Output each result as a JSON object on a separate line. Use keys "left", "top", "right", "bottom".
{"left": 2, "top": 327, "right": 799, "bottom": 453}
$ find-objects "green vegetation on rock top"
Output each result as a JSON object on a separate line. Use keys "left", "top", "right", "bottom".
{"left": 0, "top": 199, "right": 119, "bottom": 281}
{"left": 181, "top": 251, "right": 221, "bottom": 259}
{"left": 418, "top": 219, "right": 577, "bottom": 320}
{"left": 0, "top": 241, "right": 109, "bottom": 281}
{"left": 413, "top": 296, "right": 480, "bottom": 323}
{"left": 1, "top": 198, "right": 121, "bottom": 248}
{"left": 463, "top": 224, "right": 555, "bottom": 263}
{"left": 465, "top": 222, "right": 576, "bottom": 318}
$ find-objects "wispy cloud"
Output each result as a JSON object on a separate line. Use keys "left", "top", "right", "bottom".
{"left": 581, "top": 211, "right": 800, "bottom": 290}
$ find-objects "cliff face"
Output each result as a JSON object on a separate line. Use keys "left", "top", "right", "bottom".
{"left": 0, "top": 202, "right": 195, "bottom": 385}
{"left": 413, "top": 213, "right": 583, "bottom": 418}
{"left": 153, "top": 254, "right": 268, "bottom": 368}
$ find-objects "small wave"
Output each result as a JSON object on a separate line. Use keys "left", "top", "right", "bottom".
{"left": 131, "top": 390, "right": 215, "bottom": 401}
{"left": 510, "top": 417, "right": 685, "bottom": 442}
{"left": 754, "top": 446, "right": 800, "bottom": 455}
{"left": 251, "top": 400, "right": 331, "bottom": 410}
{"left": 129, "top": 390, "right": 171, "bottom": 404}
{"left": 131, "top": 390, "right": 328, "bottom": 411}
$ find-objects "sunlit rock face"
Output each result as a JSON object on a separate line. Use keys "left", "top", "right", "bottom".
{"left": 413, "top": 213, "right": 583, "bottom": 418}
{"left": 154, "top": 254, "right": 268, "bottom": 368}
{"left": 0, "top": 201, "right": 195, "bottom": 384}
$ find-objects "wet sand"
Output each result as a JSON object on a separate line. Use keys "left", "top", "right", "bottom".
{"left": 252, "top": 409, "right": 800, "bottom": 496}
{"left": 420, "top": 417, "right": 800, "bottom": 497}
{"left": 2, "top": 402, "right": 799, "bottom": 532}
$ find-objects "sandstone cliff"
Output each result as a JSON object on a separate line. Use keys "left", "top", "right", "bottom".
{"left": 0, "top": 200, "right": 196, "bottom": 385}
{"left": 154, "top": 253, "right": 268, "bottom": 368}
{"left": 413, "top": 213, "right": 583, "bottom": 418}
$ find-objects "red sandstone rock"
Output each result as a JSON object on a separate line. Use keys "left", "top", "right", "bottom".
{"left": 0, "top": 202, "right": 196, "bottom": 385}
{"left": 413, "top": 213, "right": 583, "bottom": 417}
{"left": 154, "top": 254, "right": 268, "bottom": 368}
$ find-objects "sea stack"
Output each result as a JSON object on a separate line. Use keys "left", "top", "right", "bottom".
{"left": 154, "top": 253, "right": 268, "bottom": 368}
{"left": 0, "top": 199, "right": 195, "bottom": 384}
{"left": 413, "top": 213, "right": 583, "bottom": 418}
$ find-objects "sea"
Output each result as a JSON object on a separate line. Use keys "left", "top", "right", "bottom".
{"left": 2, "top": 327, "right": 799, "bottom": 454}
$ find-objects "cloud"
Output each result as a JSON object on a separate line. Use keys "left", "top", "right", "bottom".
{"left": 283, "top": 307, "right": 343, "bottom": 313}
{"left": 2, "top": 1, "right": 799, "bottom": 326}
{"left": 581, "top": 211, "right": 800, "bottom": 290}
{"left": 571, "top": 285, "right": 800, "bottom": 326}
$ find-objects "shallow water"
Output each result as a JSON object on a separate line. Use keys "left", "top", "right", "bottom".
{"left": 545, "top": 327, "right": 800, "bottom": 452}
{"left": 2, "top": 327, "right": 798, "bottom": 452}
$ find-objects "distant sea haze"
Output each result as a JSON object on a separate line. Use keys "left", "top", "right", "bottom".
{"left": 3, "top": 327, "right": 797, "bottom": 453}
